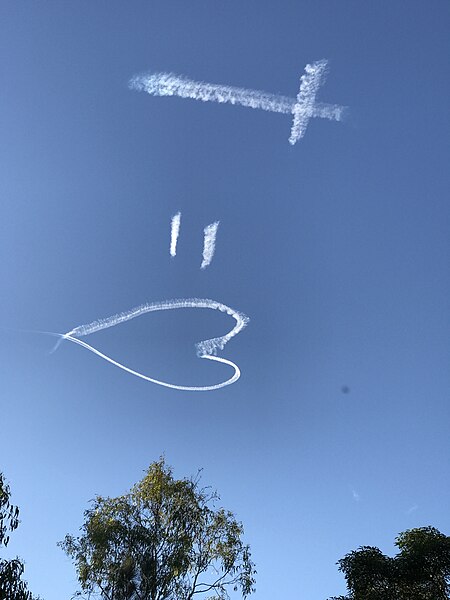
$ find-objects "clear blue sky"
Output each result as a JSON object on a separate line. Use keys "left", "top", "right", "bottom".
{"left": 1, "top": 2, "right": 449, "bottom": 598}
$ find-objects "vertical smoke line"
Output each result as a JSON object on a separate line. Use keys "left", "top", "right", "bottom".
{"left": 201, "top": 221, "right": 219, "bottom": 269}
{"left": 170, "top": 212, "right": 181, "bottom": 257}
{"left": 289, "top": 60, "right": 329, "bottom": 145}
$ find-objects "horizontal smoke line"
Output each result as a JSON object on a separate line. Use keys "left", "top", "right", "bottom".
{"left": 129, "top": 60, "right": 347, "bottom": 143}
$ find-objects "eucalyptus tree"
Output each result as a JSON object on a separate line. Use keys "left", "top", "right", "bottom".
{"left": 60, "top": 458, "right": 256, "bottom": 600}
{"left": 0, "top": 472, "right": 38, "bottom": 600}
{"left": 329, "top": 526, "right": 450, "bottom": 600}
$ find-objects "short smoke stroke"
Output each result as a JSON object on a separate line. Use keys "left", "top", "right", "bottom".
{"left": 201, "top": 221, "right": 219, "bottom": 269}
{"left": 59, "top": 298, "right": 249, "bottom": 391}
{"left": 170, "top": 212, "right": 181, "bottom": 257}
{"left": 129, "top": 60, "right": 347, "bottom": 143}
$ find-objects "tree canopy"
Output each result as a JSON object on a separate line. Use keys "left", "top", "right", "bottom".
{"left": 329, "top": 526, "right": 450, "bottom": 600}
{"left": 60, "top": 458, "right": 256, "bottom": 600}
{"left": 0, "top": 472, "right": 38, "bottom": 600}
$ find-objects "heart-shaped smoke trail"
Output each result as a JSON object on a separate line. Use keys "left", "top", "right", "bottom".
{"left": 58, "top": 298, "right": 249, "bottom": 391}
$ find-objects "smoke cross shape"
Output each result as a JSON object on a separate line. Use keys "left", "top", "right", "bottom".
{"left": 58, "top": 299, "right": 249, "bottom": 391}
{"left": 129, "top": 59, "right": 347, "bottom": 144}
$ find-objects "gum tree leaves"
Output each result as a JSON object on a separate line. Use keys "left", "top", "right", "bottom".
{"left": 60, "top": 458, "right": 256, "bottom": 600}
{"left": 329, "top": 526, "right": 450, "bottom": 600}
{"left": 0, "top": 472, "right": 38, "bottom": 600}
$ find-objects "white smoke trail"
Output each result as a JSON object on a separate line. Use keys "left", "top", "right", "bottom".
{"left": 200, "top": 221, "right": 219, "bottom": 269}
{"left": 61, "top": 335, "right": 241, "bottom": 391}
{"left": 60, "top": 298, "right": 249, "bottom": 391}
{"left": 129, "top": 72, "right": 295, "bottom": 114}
{"left": 129, "top": 60, "right": 347, "bottom": 143}
{"left": 170, "top": 212, "right": 181, "bottom": 257}
{"left": 289, "top": 59, "right": 329, "bottom": 145}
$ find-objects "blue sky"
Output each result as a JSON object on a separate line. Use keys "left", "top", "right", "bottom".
{"left": 1, "top": 1, "right": 449, "bottom": 598}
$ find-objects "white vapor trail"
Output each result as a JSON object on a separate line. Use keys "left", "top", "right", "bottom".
{"left": 289, "top": 60, "right": 328, "bottom": 144}
{"left": 129, "top": 60, "right": 347, "bottom": 143}
{"left": 59, "top": 298, "right": 249, "bottom": 391}
{"left": 170, "top": 212, "right": 181, "bottom": 257}
{"left": 201, "top": 221, "right": 219, "bottom": 269}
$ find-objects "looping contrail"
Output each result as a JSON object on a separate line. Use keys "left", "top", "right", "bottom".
{"left": 60, "top": 298, "right": 249, "bottom": 391}
{"left": 129, "top": 59, "right": 347, "bottom": 144}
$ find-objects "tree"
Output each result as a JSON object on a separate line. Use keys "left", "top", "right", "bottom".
{"left": 60, "top": 458, "right": 256, "bottom": 600}
{"left": 329, "top": 526, "right": 450, "bottom": 600}
{"left": 395, "top": 527, "right": 450, "bottom": 599}
{"left": 0, "top": 472, "right": 38, "bottom": 600}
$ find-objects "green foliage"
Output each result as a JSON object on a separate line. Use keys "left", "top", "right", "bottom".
{"left": 60, "top": 458, "right": 256, "bottom": 600}
{"left": 0, "top": 472, "right": 38, "bottom": 600}
{"left": 329, "top": 526, "right": 450, "bottom": 600}
{"left": 0, "top": 473, "right": 19, "bottom": 549}
{"left": 395, "top": 527, "right": 450, "bottom": 599}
